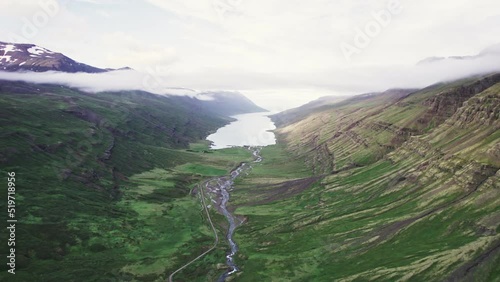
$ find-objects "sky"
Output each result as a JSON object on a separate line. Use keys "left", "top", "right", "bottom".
{"left": 1, "top": 0, "right": 500, "bottom": 111}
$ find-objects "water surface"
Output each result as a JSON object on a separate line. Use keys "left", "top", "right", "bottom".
{"left": 207, "top": 112, "right": 276, "bottom": 149}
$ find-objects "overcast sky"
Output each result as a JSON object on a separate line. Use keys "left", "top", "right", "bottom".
{"left": 1, "top": 0, "right": 500, "bottom": 110}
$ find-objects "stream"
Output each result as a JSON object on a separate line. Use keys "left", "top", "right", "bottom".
{"left": 205, "top": 147, "right": 262, "bottom": 281}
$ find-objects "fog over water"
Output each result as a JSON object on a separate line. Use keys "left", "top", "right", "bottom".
{"left": 207, "top": 112, "right": 276, "bottom": 149}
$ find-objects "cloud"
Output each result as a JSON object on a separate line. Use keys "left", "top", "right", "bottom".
{"left": 157, "top": 48, "right": 500, "bottom": 92}
{"left": 0, "top": 0, "right": 47, "bottom": 16}
{"left": 144, "top": 0, "right": 217, "bottom": 22}
{"left": 96, "top": 9, "right": 111, "bottom": 18}
{"left": 325, "top": 54, "right": 500, "bottom": 94}
{"left": 1, "top": 0, "right": 500, "bottom": 110}
{"left": 100, "top": 32, "right": 178, "bottom": 68}
{"left": 1, "top": 47, "right": 498, "bottom": 112}
{"left": 0, "top": 69, "right": 199, "bottom": 96}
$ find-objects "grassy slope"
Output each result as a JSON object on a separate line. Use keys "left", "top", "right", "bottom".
{"left": 273, "top": 74, "right": 500, "bottom": 173}
{"left": 231, "top": 77, "right": 500, "bottom": 281}
{"left": 1, "top": 74, "right": 498, "bottom": 281}
{"left": 0, "top": 82, "right": 255, "bottom": 281}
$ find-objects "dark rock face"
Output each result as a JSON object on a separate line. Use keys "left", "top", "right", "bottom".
{"left": 0, "top": 41, "right": 107, "bottom": 73}
{"left": 421, "top": 74, "right": 500, "bottom": 125}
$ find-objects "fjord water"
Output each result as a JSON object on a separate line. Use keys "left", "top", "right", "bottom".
{"left": 207, "top": 112, "right": 276, "bottom": 149}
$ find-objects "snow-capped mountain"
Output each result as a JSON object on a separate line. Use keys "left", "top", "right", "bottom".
{"left": 0, "top": 41, "right": 109, "bottom": 73}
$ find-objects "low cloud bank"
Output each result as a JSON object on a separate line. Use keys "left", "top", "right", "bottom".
{"left": 335, "top": 51, "right": 500, "bottom": 93}
{"left": 0, "top": 48, "right": 499, "bottom": 110}
{"left": 0, "top": 69, "right": 199, "bottom": 96}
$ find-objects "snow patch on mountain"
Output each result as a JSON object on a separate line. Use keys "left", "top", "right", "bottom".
{"left": 27, "top": 46, "right": 55, "bottom": 56}
{"left": 0, "top": 41, "right": 110, "bottom": 73}
{"left": 1, "top": 44, "right": 22, "bottom": 53}
{"left": 0, "top": 44, "right": 21, "bottom": 63}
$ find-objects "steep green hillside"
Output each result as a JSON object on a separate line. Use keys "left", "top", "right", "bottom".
{"left": 230, "top": 75, "right": 500, "bottom": 281}
{"left": 272, "top": 95, "right": 350, "bottom": 126}
{"left": 272, "top": 74, "right": 500, "bottom": 174}
{"left": 0, "top": 81, "right": 255, "bottom": 281}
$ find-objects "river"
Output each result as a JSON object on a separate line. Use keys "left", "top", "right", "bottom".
{"left": 206, "top": 112, "right": 276, "bottom": 149}
{"left": 204, "top": 112, "right": 273, "bottom": 280}
{"left": 204, "top": 147, "right": 262, "bottom": 281}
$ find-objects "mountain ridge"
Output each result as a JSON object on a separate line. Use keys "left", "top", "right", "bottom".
{"left": 0, "top": 41, "right": 125, "bottom": 73}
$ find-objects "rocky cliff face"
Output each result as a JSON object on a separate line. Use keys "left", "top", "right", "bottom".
{"left": 418, "top": 74, "right": 500, "bottom": 130}
{"left": 275, "top": 89, "right": 417, "bottom": 174}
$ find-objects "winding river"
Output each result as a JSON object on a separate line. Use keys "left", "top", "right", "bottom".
{"left": 200, "top": 113, "right": 273, "bottom": 280}
{"left": 205, "top": 147, "right": 262, "bottom": 281}
{"left": 170, "top": 118, "right": 268, "bottom": 282}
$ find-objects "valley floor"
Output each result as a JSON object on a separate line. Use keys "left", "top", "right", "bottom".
{"left": 228, "top": 143, "right": 499, "bottom": 281}
{"left": 2, "top": 76, "right": 499, "bottom": 282}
